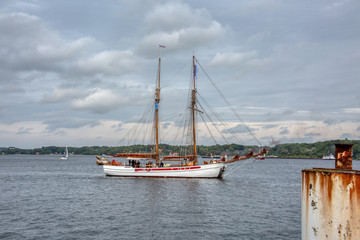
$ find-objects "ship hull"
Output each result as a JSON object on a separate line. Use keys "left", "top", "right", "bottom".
{"left": 103, "top": 163, "right": 226, "bottom": 178}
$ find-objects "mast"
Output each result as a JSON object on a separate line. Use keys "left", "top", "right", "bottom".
{"left": 155, "top": 46, "right": 163, "bottom": 164}
{"left": 191, "top": 56, "right": 198, "bottom": 165}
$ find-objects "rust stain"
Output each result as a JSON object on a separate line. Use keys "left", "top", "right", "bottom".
{"left": 302, "top": 169, "right": 360, "bottom": 239}
{"left": 302, "top": 142, "right": 359, "bottom": 239}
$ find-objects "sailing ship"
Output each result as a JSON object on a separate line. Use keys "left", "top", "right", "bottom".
{"left": 60, "top": 146, "right": 68, "bottom": 160}
{"left": 101, "top": 47, "right": 266, "bottom": 178}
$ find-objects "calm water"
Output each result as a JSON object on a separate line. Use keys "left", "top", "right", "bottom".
{"left": 1, "top": 155, "right": 359, "bottom": 240}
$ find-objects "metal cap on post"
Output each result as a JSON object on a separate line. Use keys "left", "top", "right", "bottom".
{"left": 334, "top": 143, "right": 353, "bottom": 170}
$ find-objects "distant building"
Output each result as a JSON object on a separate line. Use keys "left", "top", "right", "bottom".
{"left": 269, "top": 138, "right": 280, "bottom": 147}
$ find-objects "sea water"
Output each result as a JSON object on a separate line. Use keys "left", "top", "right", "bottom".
{"left": 1, "top": 155, "right": 358, "bottom": 240}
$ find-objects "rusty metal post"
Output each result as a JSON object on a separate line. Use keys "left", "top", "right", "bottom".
{"left": 302, "top": 143, "right": 360, "bottom": 240}
{"left": 335, "top": 143, "right": 353, "bottom": 170}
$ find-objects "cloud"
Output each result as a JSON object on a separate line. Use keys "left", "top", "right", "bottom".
{"left": 1, "top": 0, "right": 42, "bottom": 12}
{"left": 209, "top": 51, "right": 258, "bottom": 67}
{"left": 262, "top": 124, "right": 278, "bottom": 129}
{"left": 71, "top": 88, "right": 125, "bottom": 114}
{"left": 343, "top": 108, "right": 360, "bottom": 114}
{"left": 0, "top": 12, "right": 94, "bottom": 73}
{"left": 323, "top": 118, "right": 338, "bottom": 125}
{"left": 111, "top": 122, "right": 123, "bottom": 132}
{"left": 43, "top": 117, "right": 102, "bottom": 132}
{"left": 136, "top": 2, "right": 226, "bottom": 56}
{"left": 16, "top": 127, "right": 33, "bottom": 135}
{"left": 0, "top": 81, "right": 25, "bottom": 94}
{"left": 237, "top": 0, "right": 281, "bottom": 14}
{"left": 247, "top": 31, "right": 272, "bottom": 43}
{"left": 340, "top": 133, "right": 353, "bottom": 139}
{"left": 162, "top": 122, "right": 172, "bottom": 130}
{"left": 324, "top": 0, "right": 347, "bottom": 10}
{"left": 279, "top": 127, "right": 289, "bottom": 135}
{"left": 75, "top": 50, "right": 141, "bottom": 76}
{"left": 304, "top": 132, "right": 321, "bottom": 137}
{"left": 222, "top": 124, "right": 257, "bottom": 134}
{"left": 42, "top": 88, "right": 83, "bottom": 103}
{"left": 282, "top": 109, "right": 295, "bottom": 116}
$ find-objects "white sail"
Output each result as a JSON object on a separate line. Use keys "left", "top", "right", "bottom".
{"left": 60, "top": 146, "right": 68, "bottom": 160}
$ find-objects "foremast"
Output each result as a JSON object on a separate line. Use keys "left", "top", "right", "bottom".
{"left": 110, "top": 46, "right": 163, "bottom": 162}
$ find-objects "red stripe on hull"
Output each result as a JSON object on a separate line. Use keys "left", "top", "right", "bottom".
{"left": 134, "top": 166, "right": 201, "bottom": 172}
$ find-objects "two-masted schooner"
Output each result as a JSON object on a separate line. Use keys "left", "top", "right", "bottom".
{"left": 101, "top": 47, "right": 266, "bottom": 178}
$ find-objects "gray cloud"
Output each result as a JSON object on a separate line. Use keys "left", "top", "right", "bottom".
{"left": 16, "top": 127, "right": 33, "bottom": 135}
{"left": 304, "top": 132, "right": 321, "bottom": 137}
{"left": 74, "top": 50, "right": 142, "bottom": 76}
{"left": 43, "top": 117, "right": 102, "bottom": 132}
{"left": 262, "top": 124, "right": 278, "bottom": 129}
{"left": 221, "top": 124, "right": 257, "bottom": 134}
{"left": 279, "top": 127, "right": 289, "bottom": 135}
{"left": 162, "top": 122, "right": 172, "bottom": 130}
{"left": 111, "top": 123, "right": 123, "bottom": 132}
{"left": 136, "top": 2, "right": 227, "bottom": 56}
{"left": 0, "top": 13, "right": 94, "bottom": 73}
{"left": 340, "top": 133, "right": 353, "bottom": 139}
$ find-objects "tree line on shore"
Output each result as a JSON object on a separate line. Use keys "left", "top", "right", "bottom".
{"left": 1, "top": 139, "right": 359, "bottom": 159}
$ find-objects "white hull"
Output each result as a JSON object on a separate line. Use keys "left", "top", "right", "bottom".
{"left": 103, "top": 163, "right": 226, "bottom": 178}
{"left": 322, "top": 153, "right": 335, "bottom": 160}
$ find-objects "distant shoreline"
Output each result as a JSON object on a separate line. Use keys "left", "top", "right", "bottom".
{"left": 266, "top": 156, "right": 321, "bottom": 160}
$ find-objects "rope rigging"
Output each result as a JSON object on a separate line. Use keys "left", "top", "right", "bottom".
{"left": 120, "top": 55, "right": 264, "bottom": 158}
{"left": 195, "top": 57, "right": 263, "bottom": 147}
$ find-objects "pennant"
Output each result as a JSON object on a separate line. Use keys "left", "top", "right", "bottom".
{"left": 194, "top": 63, "right": 198, "bottom": 79}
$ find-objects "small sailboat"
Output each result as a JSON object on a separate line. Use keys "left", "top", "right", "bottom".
{"left": 60, "top": 146, "right": 68, "bottom": 160}
{"left": 100, "top": 47, "right": 266, "bottom": 178}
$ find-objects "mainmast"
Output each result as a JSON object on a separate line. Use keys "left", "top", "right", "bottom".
{"left": 191, "top": 56, "right": 198, "bottom": 165}
{"left": 155, "top": 45, "right": 164, "bottom": 164}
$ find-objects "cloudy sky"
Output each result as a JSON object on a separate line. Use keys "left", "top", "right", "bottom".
{"left": 0, "top": 0, "right": 359, "bottom": 148}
